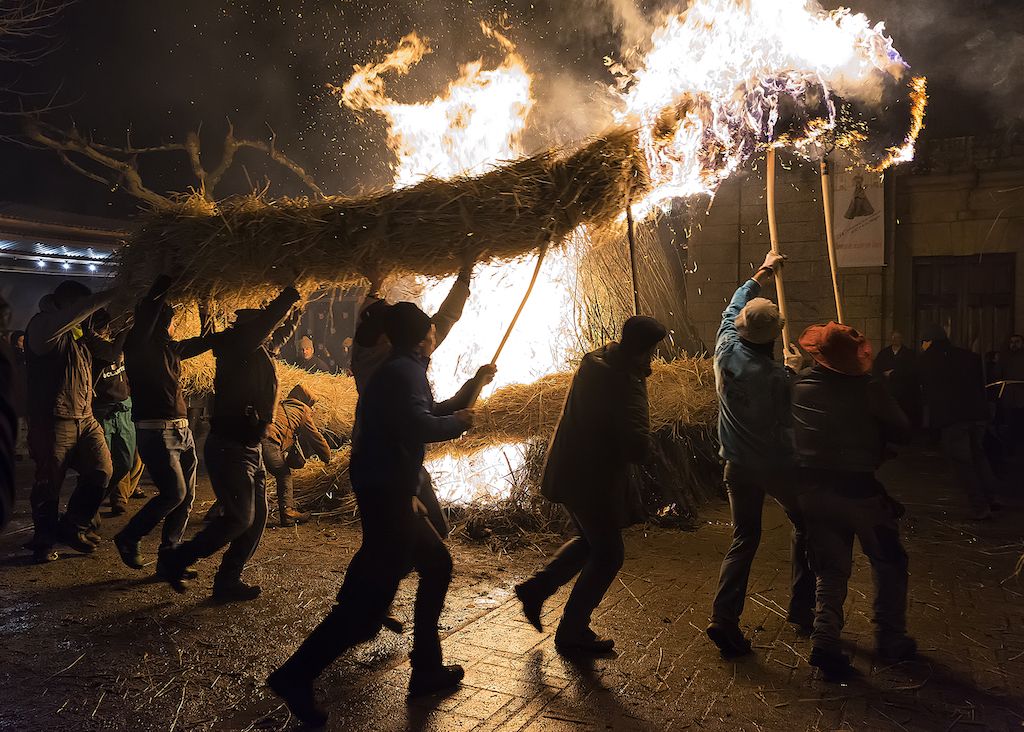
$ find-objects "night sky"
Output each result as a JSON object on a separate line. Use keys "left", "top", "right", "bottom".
{"left": 1, "top": 0, "right": 1020, "bottom": 218}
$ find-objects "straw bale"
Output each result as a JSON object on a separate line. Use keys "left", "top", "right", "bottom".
{"left": 119, "top": 129, "right": 647, "bottom": 306}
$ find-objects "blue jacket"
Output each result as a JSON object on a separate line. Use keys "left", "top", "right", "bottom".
{"left": 714, "top": 280, "right": 794, "bottom": 470}
{"left": 350, "top": 351, "right": 475, "bottom": 496}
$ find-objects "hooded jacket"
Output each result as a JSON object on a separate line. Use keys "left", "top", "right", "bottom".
{"left": 264, "top": 384, "right": 331, "bottom": 460}
{"left": 918, "top": 339, "right": 988, "bottom": 428}
{"left": 541, "top": 343, "right": 651, "bottom": 525}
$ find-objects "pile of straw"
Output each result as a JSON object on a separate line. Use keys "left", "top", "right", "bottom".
{"left": 120, "top": 129, "right": 647, "bottom": 305}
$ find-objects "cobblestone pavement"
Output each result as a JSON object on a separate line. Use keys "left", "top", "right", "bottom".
{"left": 2, "top": 450, "right": 1023, "bottom": 731}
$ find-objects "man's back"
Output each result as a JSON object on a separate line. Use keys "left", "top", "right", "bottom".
{"left": 919, "top": 341, "right": 988, "bottom": 428}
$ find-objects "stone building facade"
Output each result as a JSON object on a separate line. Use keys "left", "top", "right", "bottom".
{"left": 681, "top": 132, "right": 1024, "bottom": 356}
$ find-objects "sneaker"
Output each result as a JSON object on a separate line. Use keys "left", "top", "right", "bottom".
{"left": 268, "top": 669, "right": 328, "bottom": 728}
{"left": 32, "top": 547, "right": 59, "bottom": 563}
{"left": 155, "top": 561, "right": 198, "bottom": 581}
{"left": 113, "top": 533, "right": 144, "bottom": 570}
{"left": 706, "top": 621, "right": 752, "bottom": 657}
{"left": 110, "top": 503, "right": 127, "bottom": 517}
{"left": 809, "top": 647, "right": 855, "bottom": 681}
{"left": 212, "top": 581, "right": 262, "bottom": 604}
{"left": 280, "top": 508, "right": 310, "bottom": 527}
{"left": 515, "top": 581, "right": 545, "bottom": 633}
{"left": 408, "top": 664, "right": 465, "bottom": 698}
{"left": 58, "top": 526, "right": 97, "bottom": 554}
{"left": 131, "top": 488, "right": 147, "bottom": 500}
{"left": 877, "top": 634, "right": 917, "bottom": 663}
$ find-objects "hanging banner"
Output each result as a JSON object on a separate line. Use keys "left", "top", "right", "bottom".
{"left": 833, "top": 169, "right": 885, "bottom": 267}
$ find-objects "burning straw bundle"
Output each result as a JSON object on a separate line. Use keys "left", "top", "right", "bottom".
{"left": 120, "top": 129, "right": 647, "bottom": 304}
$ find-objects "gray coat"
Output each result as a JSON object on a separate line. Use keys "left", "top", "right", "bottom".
{"left": 541, "top": 344, "right": 651, "bottom": 526}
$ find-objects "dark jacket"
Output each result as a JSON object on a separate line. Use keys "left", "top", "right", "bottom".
{"left": 714, "top": 280, "right": 794, "bottom": 470}
{"left": 351, "top": 276, "right": 471, "bottom": 394}
{"left": 265, "top": 394, "right": 331, "bottom": 461}
{"left": 86, "top": 329, "right": 131, "bottom": 417}
{"left": 124, "top": 283, "right": 213, "bottom": 422}
{"left": 350, "top": 350, "right": 474, "bottom": 496}
{"left": 25, "top": 290, "right": 112, "bottom": 420}
{"left": 0, "top": 338, "right": 17, "bottom": 529}
{"left": 207, "top": 288, "right": 301, "bottom": 445}
{"left": 792, "top": 365, "right": 911, "bottom": 474}
{"left": 918, "top": 340, "right": 989, "bottom": 428}
{"left": 298, "top": 352, "right": 335, "bottom": 374}
{"left": 541, "top": 344, "right": 651, "bottom": 525}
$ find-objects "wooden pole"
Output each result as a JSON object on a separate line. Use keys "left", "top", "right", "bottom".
{"left": 765, "top": 148, "right": 791, "bottom": 345}
{"left": 466, "top": 239, "right": 551, "bottom": 406}
{"left": 819, "top": 158, "right": 845, "bottom": 323}
{"left": 625, "top": 198, "right": 641, "bottom": 316}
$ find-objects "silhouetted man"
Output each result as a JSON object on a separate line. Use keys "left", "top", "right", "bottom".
{"left": 0, "top": 298, "right": 20, "bottom": 530}
{"left": 515, "top": 316, "right": 666, "bottom": 654}
{"left": 873, "top": 330, "right": 920, "bottom": 428}
{"left": 793, "top": 323, "right": 915, "bottom": 680}
{"left": 262, "top": 384, "right": 332, "bottom": 527}
{"left": 918, "top": 324, "right": 999, "bottom": 519}
{"left": 1001, "top": 334, "right": 1024, "bottom": 453}
{"left": 706, "top": 252, "right": 813, "bottom": 657}
{"left": 268, "top": 302, "right": 493, "bottom": 726}
{"left": 113, "top": 276, "right": 214, "bottom": 576}
{"left": 24, "top": 281, "right": 113, "bottom": 563}
{"left": 159, "top": 285, "right": 301, "bottom": 601}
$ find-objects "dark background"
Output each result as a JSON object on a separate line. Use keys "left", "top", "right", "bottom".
{"left": 0, "top": 0, "right": 1021, "bottom": 218}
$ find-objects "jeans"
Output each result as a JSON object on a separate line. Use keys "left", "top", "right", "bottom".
{"left": 941, "top": 422, "right": 998, "bottom": 514}
{"left": 799, "top": 484, "right": 909, "bottom": 652}
{"left": 276, "top": 485, "right": 452, "bottom": 682}
{"left": 711, "top": 461, "right": 815, "bottom": 626}
{"left": 519, "top": 502, "right": 625, "bottom": 636}
{"left": 28, "top": 414, "right": 112, "bottom": 548}
{"left": 120, "top": 425, "right": 197, "bottom": 549}
{"left": 172, "top": 432, "right": 266, "bottom": 587}
{"left": 261, "top": 440, "right": 293, "bottom": 516}
{"left": 97, "top": 398, "right": 136, "bottom": 507}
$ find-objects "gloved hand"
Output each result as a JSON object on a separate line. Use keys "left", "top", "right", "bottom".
{"left": 784, "top": 343, "right": 803, "bottom": 371}
{"left": 760, "top": 252, "right": 787, "bottom": 274}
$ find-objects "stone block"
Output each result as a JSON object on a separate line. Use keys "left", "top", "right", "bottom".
{"left": 842, "top": 274, "right": 868, "bottom": 297}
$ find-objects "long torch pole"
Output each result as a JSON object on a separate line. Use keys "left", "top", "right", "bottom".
{"left": 819, "top": 158, "right": 845, "bottom": 324}
{"left": 466, "top": 239, "right": 551, "bottom": 407}
{"left": 765, "top": 148, "right": 791, "bottom": 346}
{"left": 625, "top": 198, "right": 641, "bottom": 316}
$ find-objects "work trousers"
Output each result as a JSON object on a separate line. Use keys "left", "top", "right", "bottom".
{"left": 519, "top": 502, "right": 625, "bottom": 636}
{"left": 121, "top": 425, "right": 197, "bottom": 549}
{"left": 941, "top": 422, "right": 998, "bottom": 514}
{"left": 276, "top": 486, "right": 453, "bottom": 682}
{"left": 171, "top": 432, "right": 266, "bottom": 587}
{"left": 28, "top": 414, "right": 112, "bottom": 548}
{"left": 261, "top": 440, "right": 294, "bottom": 517}
{"left": 98, "top": 398, "right": 136, "bottom": 507}
{"left": 117, "top": 451, "right": 144, "bottom": 501}
{"left": 711, "top": 461, "right": 815, "bottom": 626}
{"left": 799, "top": 483, "right": 909, "bottom": 653}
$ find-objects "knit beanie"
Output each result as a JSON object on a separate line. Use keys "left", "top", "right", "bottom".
{"left": 385, "top": 301, "right": 432, "bottom": 351}
{"left": 620, "top": 316, "right": 668, "bottom": 354}
{"left": 736, "top": 298, "right": 783, "bottom": 345}
{"left": 354, "top": 299, "right": 390, "bottom": 347}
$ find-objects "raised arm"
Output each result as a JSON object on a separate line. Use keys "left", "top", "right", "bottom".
{"left": 432, "top": 262, "right": 473, "bottom": 346}
{"left": 84, "top": 326, "right": 129, "bottom": 365}
{"left": 717, "top": 252, "right": 785, "bottom": 353}
{"left": 434, "top": 364, "right": 496, "bottom": 415}
{"left": 267, "top": 307, "right": 301, "bottom": 356}
{"left": 213, "top": 287, "right": 301, "bottom": 354}
{"left": 27, "top": 289, "right": 115, "bottom": 355}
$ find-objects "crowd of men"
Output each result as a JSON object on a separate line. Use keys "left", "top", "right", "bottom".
{"left": 0, "top": 246, "right": 1018, "bottom": 727}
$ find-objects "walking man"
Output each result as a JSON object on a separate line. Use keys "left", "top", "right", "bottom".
{"left": 158, "top": 285, "right": 301, "bottom": 601}
{"left": 793, "top": 323, "right": 916, "bottom": 679}
{"left": 918, "top": 323, "right": 1000, "bottom": 519}
{"left": 706, "top": 252, "right": 814, "bottom": 656}
{"left": 268, "top": 302, "right": 493, "bottom": 726}
{"left": 113, "top": 276, "right": 214, "bottom": 576}
{"left": 262, "top": 384, "right": 332, "bottom": 527}
{"left": 515, "top": 316, "right": 666, "bottom": 654}
{"left": 24, "top": 281, "right": 114, "bottom": 563}
{"left": 84, "top": 309, "right": 135, "bottom": 516}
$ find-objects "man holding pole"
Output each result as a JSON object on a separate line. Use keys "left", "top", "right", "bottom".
{"left": 706, "top": 251, "right": 814, "bottom": 657}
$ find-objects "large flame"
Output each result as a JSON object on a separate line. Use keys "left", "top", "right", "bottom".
{"left": 338, "top": 23, "right": 578, "bottom": 503}
{"left": 616, "top": 0, "right": 927, "bottom": 209}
